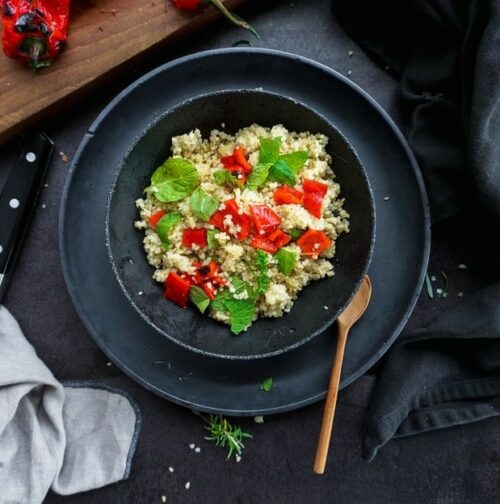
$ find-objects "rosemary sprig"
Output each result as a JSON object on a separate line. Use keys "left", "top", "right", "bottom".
{"left": 195, "top": 412, "right": 252, "bottom": 460}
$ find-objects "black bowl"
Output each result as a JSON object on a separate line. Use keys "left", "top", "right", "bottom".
{"left": 105, "top": 90, "right": 375, "bottom": 359}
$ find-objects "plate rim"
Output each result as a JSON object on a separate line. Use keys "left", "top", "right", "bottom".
{"left": 59, "top": 47, "right": 430, "bottom": 415}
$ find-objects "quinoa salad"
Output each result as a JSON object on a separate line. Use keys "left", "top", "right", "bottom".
{"left": 134, "top": 124, "right": 350, "bottom": 335}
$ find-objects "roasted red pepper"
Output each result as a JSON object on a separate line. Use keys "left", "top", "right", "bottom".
{"left": 220, "top": 146, "right": 253, "bottom": 185}
{"left": 251, "top": 236, "right": 278, "bottom": 254}
{"left": 172, "top": 0, "right": 259, "bottom": 38}
{"left": 1, "top": 0, "right": 70, "bottom": 69}
{"left": 303, "top": 179, "right": 328, "bottom": 218}
{"left": 148, "top": 210, "right": 166, "bottom": 229}
{"left": 188, "top": 260, "right": 226, "bottom": 299}
{"left": 164, "top": 272, "right": 191, "bottom": 308}
{"left": 296, "top": 229, "right": 332, "bottom": 256}
{"left": 273, "top": 186, "right": 304, "bottom": 205}
{"left": 182, "top": 228, "right": 208, "bottom": 248}
{"left": 249, "top": 205, "right": 282, "bottom": 235}
{"left": 267, "top": 228, "right": 292, "bottom": 248}
{"left": 209, "top": 199, "right": 252, "bottom": 240}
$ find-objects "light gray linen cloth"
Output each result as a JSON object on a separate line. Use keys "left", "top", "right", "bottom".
{"left": 0, "top": 306, "right": 141, "bottom": 504}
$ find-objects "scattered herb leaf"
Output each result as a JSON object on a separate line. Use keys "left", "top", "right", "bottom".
{"left": 190, "top": 187, "right": 218, "bottom": 221}
{"left": 213, "top": 170, "right": 244, "bottom": 189}
{"left": 425, "top": 273, "right": 434, "bottom": 299}
{"left": 246, "top": 162, "right": 272, "bottom": 189}
{"left": 289, "top": 229, "right": 303, "bottom": 240}
{"left": 207, "top": 229, "right": 218, "bottom": 249}
{"left": 268, "top": 158, "right": 296, "bottom": 186}
{"left": 278, "top": 150, "right": 308, "bottom": 173}
{"left": 156, "top": 212, "right": 182, "bottom": 249}
{"left": 149, "top": 157, "right": 199, "bottom": 202}
{"left": 258, "top": 137, "right": 281, "bottom": 165}
{"left": 276, "top": 248, "right": 297, "bottom": 275}
{"left": 260, "top": 378, "right": 273, "bottom": 392}
{"left": 255, "top": 249, "right": 271, "bottom": 294}
{"left": 189, "top": 286, "right": 210, "bottom": 313}
{"left": 203, "top": 414, "right": 252, "bottom": 460}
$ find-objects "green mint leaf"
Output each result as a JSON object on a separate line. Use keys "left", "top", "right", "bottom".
{"left": 207, "top": 229, "right": 218, "bottom": 249}
{"left": 213, "top": 170, "right": 244, "bottom": 189}
{"left": 150, "top": 157, "right": 200, "bottom": 202}
{"left": 225, "top": 298, "right": 255, "bottom": 335}
{"left": 255, "top": 249, "right": 270, "bottom": 294}
{"left": 258, "top": 137, "right": 281, "bottom": 164}
{"left": 276, "top": 248, "right": 297, "bottom": 275}
{"left": 279, "top": 150, "right": 308, "bottom": 173}
{"left": 189, "top": 286, "right": 211, "bottom": 314}
{"left": 260, "top": 378, "right": 273, "bottom": 392}
{"left": 289, "top": 229, "right": 303, "bottom": 240}
{"left": 190, "top": 187, "right": 218, "bottom": 221}
{"left": 156, "top": 212, "right": 182, "bottom": 249}
{"left": 268, "top": 158, "right": 296, "bottom": 186}
{"left": 246, "top": 162, "right": 272, "bottom": 189}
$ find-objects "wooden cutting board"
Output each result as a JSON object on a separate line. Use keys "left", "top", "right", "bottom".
{"left": 0, "top": 0, "right": 247, "bottom": 145}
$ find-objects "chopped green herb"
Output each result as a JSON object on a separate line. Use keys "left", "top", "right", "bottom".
{"left": 207, "top": 229, "right": 218, "bottom": 249}
{"left": 149, "top": 157, "right": 199, "bottom": 202}
{"left": 255, "top": 249, "right": 271, "bottom": 294}
{"left": 156, "top": 212, "right": 182, "bottom": 249}
{"left": 258, "top": 137, "right": 281, "bottom": 165}
{"left": 276, "top": 248, "right": 297, "bottom": 275}
{"left": 246, "top": 162, "right": 272, "bottom": 189}
{"left": 203, "top": 414, "right": 252, "bottom": 460}
{"left": 425, "top": 273, "right": 434, "bottom": 299}
{"left": 268, "top": 158, "right": 296, "bottom": 186}
{"left": 260, "top": 378, "right": 273, "bottom": 392}
{"left": 189, "top": 286, "right": 211, "bottom": 314}
{"left": 440, "top": 271, "right": 448, "bottom": 298}
{"left": 289, "top": 229, "right": 303, "bottom": 240}
{"left": 213, "top": 170, "right": 244, "bottom": 189}
{"left": 278, "top": 150, "right": 308, "bottom": 173}
{"left": 190, "top": 187, "right": 218, "bottom": 221}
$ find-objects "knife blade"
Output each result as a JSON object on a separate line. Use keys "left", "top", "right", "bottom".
{"left": 0, "top": 133, "right": 54, "bottom": 303}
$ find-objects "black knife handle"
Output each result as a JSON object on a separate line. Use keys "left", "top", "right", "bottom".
{"left": 0, "top": 133, "right": 54, "bottom": 303}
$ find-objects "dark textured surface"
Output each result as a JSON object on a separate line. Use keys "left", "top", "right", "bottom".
{"left": 1, "top": 0, "right": 499, "bottom": 502}
{"left": 106, "top": 89, "right": 375, "bottom": 358}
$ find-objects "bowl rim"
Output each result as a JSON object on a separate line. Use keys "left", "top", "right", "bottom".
{"left": 104, "top": 88, "right": 376, "bottom": 359}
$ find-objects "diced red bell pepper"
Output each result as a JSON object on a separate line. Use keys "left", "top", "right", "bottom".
{"left": 164, "top": 272, "right": 190, "bottom": 308}
{"left": 220, "top": 154, "right": 236, "bottom": 168}
{"left": 201, "top": 282, "right": 216, "bottom": 301}
{"left": 209, "top": 199, "right": 252, "bottom": 240}
{"left": 273, "top": 186, "right": 304, "bottom": 205}
{"left": 303, "top": 179, "right": 329, "bottom": 218}
{"left": 233, "top": 146, "right": 252, "bottom": 174}
{"left": 237, "top": 213, "right": 252, "bottom": 240}
{"left": 268, "top": 229, "right": 292, "bottom": 248}
{"left": 251, "top": 236, "right": 278, "bottom": 254}
{"left": 296, "top": 229, "right": 332, "bottom": 256}
{"left": 148, "top": 210, "right": 166, "bottom": 228}
{"left": 182, "top": 228, "right": 207, "bottom": 248}
{"left": 249, "top": 205, "right": 282, "bottom": 235}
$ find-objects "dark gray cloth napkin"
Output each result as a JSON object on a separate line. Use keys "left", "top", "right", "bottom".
{"left": 333, "top": 0, "right": 500, "bottom": 460}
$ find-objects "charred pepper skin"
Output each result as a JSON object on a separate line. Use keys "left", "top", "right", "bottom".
{"left": 0, "top": 0, "right": 70, "bottom": 69}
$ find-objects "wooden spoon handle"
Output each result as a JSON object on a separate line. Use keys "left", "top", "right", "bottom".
{"left": 313, "top": 324, "right": 349, "bottom": 475}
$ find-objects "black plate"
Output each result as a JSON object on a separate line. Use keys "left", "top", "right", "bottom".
{"left": 106, "top": 90, "right": 375, "bottom": 359}
{"left": 60, "top": 48, "right": 430, "bottom": 415}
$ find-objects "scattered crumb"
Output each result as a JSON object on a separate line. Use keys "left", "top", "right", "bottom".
{"left": 168, "top": 466, "right": 174, "bottom": 473}
{"left": 106, "top": 361, "right": 112, "bottom": 367}
{"left": 185, "top": 482, "right": 190, "bottom": 490}
{"left": 194, "top": 447, "right": 201, "bottom": 453}
{"left": 41, "top": 204, "right": 46, "bottom": 209}
{"left": 324, "top": 305, "right": 328, "bottom": 310}
{"left": 138, "top": 291, "right": 143, "bottom": 296}
{"left": 458, "top": 263, "right": 467, "bottom": 270}
{"left": 383, "top": 196, "right": 390, "bottom": 201}
{"left": 189, "top": 443, "right": 195, "bottom": 449}
{"left": 431, "top": 275, "right": 436, "bottom": 282}
{"left": 436, "top": 288, "right": 443, "bottom": 295}
{"left": 385, "top": 65, "right": 390, "bottom": 71}
{"left": 161, "top": 496, "right": 167, "bottom": 503}
{"left": 348, "top": 50, "right": 354, "bottom": 57}
{"left": 254, "top": 416, "right": 264, "bottom": 424}
{"left": 59, "top": 151, "right": 68, "bottom": 163}
{"left": 44, "top": 183, "right": 49, "bottom": 188}
{"left": 457, "top": 292, "right": 464, "bottom": 298}
{"left": 235, "top": 454, "right": 242, "bottom": 463}
{"left": 221, "top": 122, "right": 226, "bottom": 128}
{"left": 347, "top": 70, "right": 352, "bottom": 76}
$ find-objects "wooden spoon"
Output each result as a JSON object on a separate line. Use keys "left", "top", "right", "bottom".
{"left": 314, "top": 275, "right": 372, "bottom": 474}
